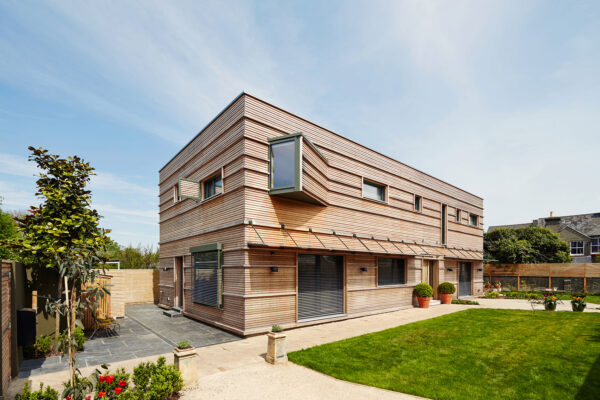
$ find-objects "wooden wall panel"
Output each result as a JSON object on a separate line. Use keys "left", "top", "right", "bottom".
{"left": 347, "top": 287, "right": 414, "bottom": 314}
{"left": 245, "top": 295, "right": 296, "bottom": 330}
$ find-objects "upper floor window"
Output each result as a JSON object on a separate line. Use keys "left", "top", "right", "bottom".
{"left": 203, "top": 173, "right": 222, "bottom": 200}
{"left": 414, "top": 195, "right": 422, "bottom": 212}
{"left": 363, "top": 180, "right": 386, "bottom": 202}
{"left": 378, "top": 258, "right": 406, "bottom": 286}
{"left": 469, "top": 214, "right": 478, "bottom": 227}
{"left": 441, "top": 204, "right": 447, "bottom": 245}
{"left": 173, "top": 184, "right": 180, "bottom": 203}
{"left": 456, "top": 208, "right": 461, "bottom": 222}
{"left": 592, "top": 238, "right": 600, "bottom": 254}
{"left": 270, "top": 139, "right": 297, "bottom": 189}
{"left": 570, "top": 241, "right": 584, "bottom": 255}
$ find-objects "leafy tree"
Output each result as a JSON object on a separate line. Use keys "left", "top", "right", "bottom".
{"left": 484, "top": 226, "right": 571, "bottom": 264}
{"left": 11, "top": 147, "right": 110, "bottom": 390}
{"left": 0, "top": 200, "right": 18, "bottom": 260}
{"left": 119, "top": 245, "right": 159, "bottom": 269}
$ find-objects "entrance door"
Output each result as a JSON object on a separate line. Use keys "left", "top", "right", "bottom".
{"left": 298, "top": 254, "right": 344, "bottom": 321}
{"left": 422, "top": 260, "right": 437, "bottom": 297}
{"left": 458, "top": 262, "right": 472, "bottom": 297}
{"left": 175, "top": 256, "right": 184, "bottom": 308}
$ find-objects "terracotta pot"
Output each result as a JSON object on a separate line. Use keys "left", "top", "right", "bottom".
{"left": 495, "top": 284, "right": 501, "bottom": 289}
{"left": 417, "top": 297, "right": 431, "bottom": 308}
{"left": 440, "top": 293, "right": 453, "bottom": 304}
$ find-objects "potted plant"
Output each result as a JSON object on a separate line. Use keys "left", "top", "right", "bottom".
{"left": 493, "top": 278, "right": 501, "bottom": 289}
{"left": 266, "top": 325, "right": 287, "bottom": 364}
{"left": 484, "top": 281, "right": 491, "bottom": 289}
{"left": 571, "top": 295, "right": 586, "bottom": 312}
{"left": 414, "top": 283, "right": 433, "bottom": 308}
{"left": 437, "top": 282, "right": 456, "bottom": 304}
{"left": 173, "top": 339, "right": 197, "bottom": 387}
{"left": 543, "top": 295, "right": 558, "bottom": 311}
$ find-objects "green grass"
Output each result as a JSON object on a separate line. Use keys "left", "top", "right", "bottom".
{"left": 288, "top": 309, "right": 600, "bottom": 400}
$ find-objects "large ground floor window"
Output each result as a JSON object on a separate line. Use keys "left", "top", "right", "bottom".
{"left": 378, "top": 258, "right": 406, "bottom": 286}
{"left": 191, "top": 243, "right": 223, "bottom": 309}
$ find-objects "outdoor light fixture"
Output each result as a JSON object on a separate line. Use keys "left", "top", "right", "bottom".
{"left": 270, "top": 266, "right": 279, "bottom": 272}
{"left": 447, "top": 268, "right": 454, "bottom": 272}
{"left": 360, "top": 267, "right": 368, "bottom": 272}
{"left": 478, "top": 268, "right": 483, "bottom": 271}
{"left": 162, "top": 267, "right": 169, "bottom": 272}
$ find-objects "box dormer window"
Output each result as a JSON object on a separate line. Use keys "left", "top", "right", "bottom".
{"left": 270, "top": 138, "right": 298, "bottom": 189}
{"left": 203, "top": 172, "right": 223, "bottom": 200}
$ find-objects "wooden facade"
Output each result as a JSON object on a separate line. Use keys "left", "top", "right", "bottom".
{"left": 158, "top": 93, "right": 484, "bottom": 336}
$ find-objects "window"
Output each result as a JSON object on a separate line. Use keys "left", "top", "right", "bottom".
{"left": 363, "top": 180, "right": 386, "bottom": 202}
{"left": 378, "top": 258, "right": 406, "bottom": 286}
{"left": 203, "top": 173, "right": 222, "bottom": 200}
{"left": 469, "top": 214, "right": 478, "bottom": 227}
{"left": 456, "top": 208, "right": 461, "bottom": 223}
{"left": 592, "top": 238, "right": 600, "bottom": 254}
{"left": 173, "top": 184, "right": 180, "bottom": 203}
{"left": 270, "top": 139, "right": 297, "bottom": 189}
{"left": 414, "top": 195, "right": 422, "bottom": 212}
{"left": 570, "top": 241, "right": 584, "bottom": 256}
{"left": 191, "top": 244, "right": 223, "bottom": 309}
{"left": 441, "top": 204, "right": 447, "bottom": 245}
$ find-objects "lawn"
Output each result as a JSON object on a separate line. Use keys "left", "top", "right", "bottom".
{"left": 288, "top": 309, "right": 600, "bottom": 400}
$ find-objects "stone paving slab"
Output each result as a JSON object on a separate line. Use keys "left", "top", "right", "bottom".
{"left": 18, "top": 304, "right": 240, "bottom": 378}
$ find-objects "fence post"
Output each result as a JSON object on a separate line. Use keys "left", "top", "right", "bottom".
{"left": 517, "top": 265, "right": 520, "bottom": 291}
{"left": 548, "top": 265, "right": 552, "bottom": 289}
{"left": 584, "top": 264, "right": 587, "bottom": 293}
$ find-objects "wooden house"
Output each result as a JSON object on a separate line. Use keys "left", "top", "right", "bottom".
{"left": 158, "top": 93, "right": 484, "bottom": 336}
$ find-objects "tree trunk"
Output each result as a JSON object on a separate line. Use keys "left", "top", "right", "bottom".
{"left": 55, "top": 276, "right": 63, "bottom": 346}
{"left": 69, "top": 284, "right": 76, "bottom": 385}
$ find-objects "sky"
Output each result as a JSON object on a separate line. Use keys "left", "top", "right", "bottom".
{"left": 1, "top": 1, "right": 599, "bottom": 248}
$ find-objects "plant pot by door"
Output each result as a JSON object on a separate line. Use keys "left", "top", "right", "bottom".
{"left": 572, "top": 303, "right": 586, "bottom": 312}
{"left": 545, "top": 303, "right": 557, "bottom": 311}
{"left": 417, "top": 297, "right": 431, "bottom": 308}
{"left": 440, "top": 294, "right": 453, "bottom": 304}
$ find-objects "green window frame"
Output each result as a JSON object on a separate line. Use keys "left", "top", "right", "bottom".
{"left": 268, "top": 135, "right": 302, "bottom": 194}
{"left": 363, "top": 179, "right": 386, "bottom": 202}
{"left": 190, "top": 243, "right": 223, "bottom": 309}
{"left": 469, "top": 214, "right": 478, "bottom": 227}
{"left": 378, "top": 258, "right": 406, "bottom": 286}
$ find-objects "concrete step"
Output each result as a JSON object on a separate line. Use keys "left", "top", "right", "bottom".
{"left": 163, "top": 309, "right": 183, "bottom": 318}
{"left": 171, "top": 306, "right": 183, "bottom": 313}
{"left": 429, "top": 300, "right": 442, "bottom": 306}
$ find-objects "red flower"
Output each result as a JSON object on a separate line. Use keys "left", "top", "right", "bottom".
{"left": 66, "top": 396, "right": 71, "bottom": 400}
{"left": 118, "top": 380, "right": 127, "bottom": 387}
{"left": 114, "top": 387, "right": 122, "bottom": 394}
{"left": 86, "top": 396, "right": 91, "bottom": 400}
{"left": 106, "top": 375, "right": 115, "bottom": 384}
{"left": 99, "top": 375, "right": 105, "bottom": 383}
{"left": 98, "top": 392, "right": 106, "bottom": 398}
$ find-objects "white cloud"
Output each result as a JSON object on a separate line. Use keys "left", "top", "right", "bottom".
{"left": 0, "top": 153, "right": 39, "bottom": 177}
{"left": 91, "top": 172, "right": 156, "bottom": 198}
{"left": 95, "top": 204, "right": 157, "bottom": 220}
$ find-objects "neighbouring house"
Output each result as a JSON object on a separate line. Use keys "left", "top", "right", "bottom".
{"left": 158, "top": 93, "right": 484, "bottom": 336}
{"left": 488, "top": 212, "right": 600, "bottom": 263}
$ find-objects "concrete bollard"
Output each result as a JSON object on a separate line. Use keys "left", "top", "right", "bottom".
{"left": 174, "top": 347, "right": 198, "bottom": 387}
{"left": 266, "top": 332, "right": 287, "bottom": 364}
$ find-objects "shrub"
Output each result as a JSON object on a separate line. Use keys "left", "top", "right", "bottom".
{"left": 271, "top": 325, "right": 283, "bottom": 333}
{"left": 414, "top": 283, "right": 433, "bottom": 298}
{"left": 16, "top": 382, "right": 59, "bottom": 400}
{"left": 96, "top": 368, "right": 130, "bottom": 398}
{"left": 34, "top": 335, "right": 53, "bottom": 357}
{"left": 177, "top": 340, "right": 191, "bottom": 349}
{"left": 437, "top": 282, "right": 456, "bottom": 295}
{"left": 57, "top": 327, "right": 87, "bottom": 354}
{"left": 484, "top": 291, "right": 500, "bottom": 298}
{"left": 132, "top": 357, "right": 183, "bottom": 400}
{"left": 452, "top": 299, "right": 479, "bottom": 305}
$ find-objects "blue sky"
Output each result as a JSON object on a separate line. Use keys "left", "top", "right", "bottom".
{"left": 1, "top": 1, "right": 599, "bottom": 247}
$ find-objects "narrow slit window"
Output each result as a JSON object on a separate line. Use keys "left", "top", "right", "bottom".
{"left": 173, "top": 184, "right": 180, "bottom": 203}
{"left": 363, "top": 180, "right": 386, "bottom": 202}
{"left": 203, "top": 173, "right": 223, "bottom": 200}
{"left": 456, "top": 208, "right": 461, "bottom": 222}
{"left": 414, "top": 195, "right": 422, "bottom": 212}
{"left": 469, "top": 214, "right": 478, "bottom": 227}
{"left": 441, "top": 204, "right": 447, "bottom": 245}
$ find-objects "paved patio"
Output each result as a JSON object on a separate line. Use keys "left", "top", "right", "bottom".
{"left": 18, "top": 304, "right": 239, "bottom": 377}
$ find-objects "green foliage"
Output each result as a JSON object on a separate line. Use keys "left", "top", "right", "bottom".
{"left": 58, "top": 327, "right": 86, "bottom": 352}
{"left": 177, "top": 340, "right": 191, "bottom": 349}
{"left": 96, "top": 369, "right": 130, "bottom": 398}
{"left": 271, "top": 324, "right": 283, "bottom": 333}
{"left": 414, "top": 283, "right": 433, "bottom": 298}
{"left": 501, "top": 291, "right": 542, "bottom": 300}
{"left": 452, "top": 299, "right": 479, "bottom": 305}
{"left": 437, "top": 282, "right": 456, "bottom": 295}
{"left": 484, "top": 227, "right": 571, "bottom": 264}
{"left": 33, "top": 335, "right": 53, "bottom": 357}
{"left": 119, "top": 245, "right": 159, "bottom": 269}
{"left": 484, "top": 291, "right": 500, "bottom": 298}
{"left": 16, "top": 382, "right": 59, "bottom": 400}
{"left": 131, "top": 357, "right": 183, "bottom": 400}
{"left": 0, "top": 203, "right": 18, "bottom": 260}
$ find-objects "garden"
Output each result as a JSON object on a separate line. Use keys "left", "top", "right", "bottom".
{"left": 288, "top": 309, "right": 600, "bottom": 400}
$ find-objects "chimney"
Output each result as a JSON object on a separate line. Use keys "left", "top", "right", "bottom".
{"left": 550, "top": 211, "right": 554, "bottom": 218}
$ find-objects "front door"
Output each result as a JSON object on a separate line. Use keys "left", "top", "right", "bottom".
{"left": 422, "top": 260, "right": 437, "bottom": 298}
{"left": 298, "top": 254, "right": 344, "bottom": 321}
{"left": 458, "top": 262, "right": 472, "bottom": 297}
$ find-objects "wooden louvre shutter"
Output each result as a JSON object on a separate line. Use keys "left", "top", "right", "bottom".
{"left": 192, "top": 249, "right": 223, "bottom": 309}
{"left": 297, "top": 254, "right": 344, "bottom": 321}
{"left": 179, "top": 178, "right": 201, "bottom": 200}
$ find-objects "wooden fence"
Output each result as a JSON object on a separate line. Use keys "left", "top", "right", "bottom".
{"left": 484, "top": 263, "right": 600, "bottom": 293}
{"left": 81, "top": 274, "right": 111, "bottom": 330}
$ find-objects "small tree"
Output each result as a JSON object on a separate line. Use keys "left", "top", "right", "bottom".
{"left": 0, "top": 199, "right": 18, "bottom": 260}
{"left": 12, "top": 147, "right": 110, "bottom": 390}
{"left": 484, "top": 227, "right": 571, "bottom": 264}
